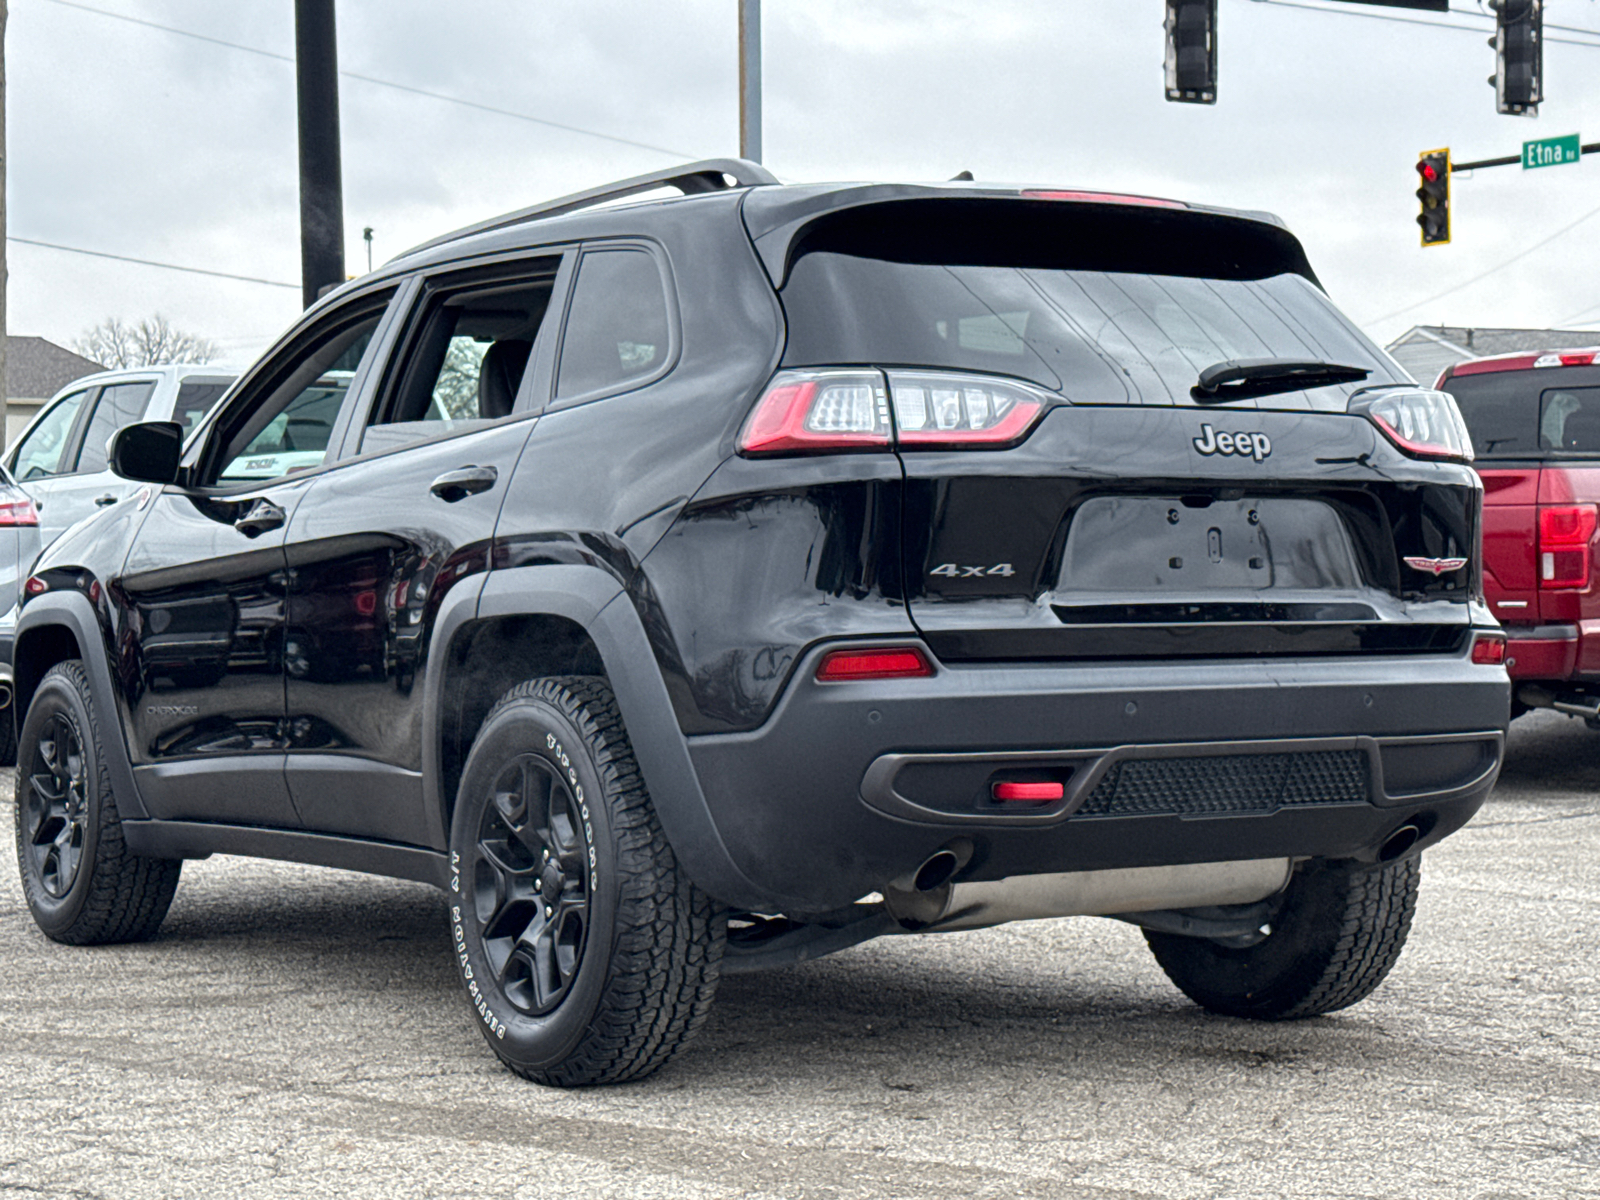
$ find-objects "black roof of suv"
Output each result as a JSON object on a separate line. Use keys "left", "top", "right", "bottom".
{"left": 12, "top": 159, "right": 1507, "bottom": 1087}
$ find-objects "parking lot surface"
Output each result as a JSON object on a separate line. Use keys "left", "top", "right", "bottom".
{"left": 1, "top": 710, "right": 1597, "bottom": 1200}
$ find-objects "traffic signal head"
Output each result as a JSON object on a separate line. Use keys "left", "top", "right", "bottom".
{"left": 1415, "top": 149, "right": 1450, "bottom": 246}
{"left": 1490, "top": 0, "right": 1542, "bottom": 116}
{"left": 1164, "top": 0, "right": 1217, "bottom": 105}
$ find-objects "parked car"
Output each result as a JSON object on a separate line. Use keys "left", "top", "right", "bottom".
{"left": 0, "top": 466, "right": 42, "bottom": 762}
{"left": 10, "top": 160, "right": 1507, "bottom": 1087}
{"left": 1436, "top": 348, "right": 1600, "bottom": 720}
{"left": 5, "top": 364, "right": 234, "bottom": 549}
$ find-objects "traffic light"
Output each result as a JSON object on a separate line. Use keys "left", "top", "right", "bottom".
{"left": 1164, "top": 0, "right": 1217, "bottom": 105}
{"left": 1489, "top": 0, "right": 1542, "bottom": 116}
{"left": 1415, "top": 149, "right": 1450, "bottom": 247}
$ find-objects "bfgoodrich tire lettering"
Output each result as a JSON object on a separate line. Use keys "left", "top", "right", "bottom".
{"left": 448, "top": 676, "right": 726, "bottom": 1086}
{"left": 1144, "top": 856, "right": 1420, "bottom": 1020}
{"left": 14, "top": 660, "right": 182, "bottom": 944}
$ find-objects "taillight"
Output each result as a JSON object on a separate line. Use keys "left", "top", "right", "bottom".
{"left": 815, "top": 646, "right": 934, "bottom": 682}
{"left": 738, "top": 370, "right": 891, "bottom": 454}
{"left": 992, "top": 781, "right": 1065, "bottom": 803}
{"left": 1534, "top": 351, "right": 1599, "bottom": 368}
{"left": 886, "top": 371, "right": 1046, "bottom": 447}
{"left": 739, "top": 369, "right": 1051, "bottom": 455}
{"left": 1347, "top": 386, "right": 1473, "bottom": 462}
{"left": 1019, "top": 189, "right": 1187, "bottom": 210}
{"left": 0, "top": 497, "right": 39, "bottom": 526}
{"left": 1538, "top": 504, "right": 1598, "bottom": 589}
{"left": 1470, "top": 633, "right": 1507, "bottom": 666}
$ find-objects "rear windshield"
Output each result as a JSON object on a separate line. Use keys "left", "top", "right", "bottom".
{"left": 781, "top": 255, "right": 1401, "bottom": 409}
{"left": 1440, "top": 368, "right": 1600, "bottom": 459}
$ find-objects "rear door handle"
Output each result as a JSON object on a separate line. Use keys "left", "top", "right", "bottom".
{"left": 94, "top": 494, "right": 119, "bottom": 508}
{"left": 234, "top": 498, "right": 286, "bottom": 538}
{"left": 430, "top": 465, "right": 498, "bottom": 503}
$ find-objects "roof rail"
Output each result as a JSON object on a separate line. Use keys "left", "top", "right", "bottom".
{"left": 397, "top": 158, "right": 781, "bottom": 260}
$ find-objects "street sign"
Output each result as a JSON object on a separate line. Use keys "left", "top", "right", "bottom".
{"left": 1523, "top": 134, "right": 1581, "bottom": 170}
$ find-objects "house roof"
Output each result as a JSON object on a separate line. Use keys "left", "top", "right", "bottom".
{"left": 1387, "top": 325, "right": 1600, "bottom": 360}
{"left": 4, "top": 336, "right": 105, "bottom": 402}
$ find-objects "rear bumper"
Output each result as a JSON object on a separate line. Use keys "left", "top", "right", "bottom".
{"left": 684, "top": 642, "right": 1508, "bottom": 914}
{"left": 1504, "top": 623, "right": 1580, "bottom": 680}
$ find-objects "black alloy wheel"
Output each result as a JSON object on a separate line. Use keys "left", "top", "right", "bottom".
{"left": 23, "top": 710, "right": 90, "bottom": 898}
{"left": 448, "top": 676, "right": 727, "bottom": 1086}
{"left": 471, "top": 754, "right": 591, "bottom": 1016}
{"left": 14, "top": 660, "right": 182, "bottom": 945}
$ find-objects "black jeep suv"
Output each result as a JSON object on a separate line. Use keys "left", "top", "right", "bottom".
{"left": 12, "top": 160, "right": 1508, "bottom": 1086}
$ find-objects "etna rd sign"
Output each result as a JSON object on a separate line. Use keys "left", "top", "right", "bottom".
{"left": 1524, "top": 134, "right": 1582, "bottom": 170}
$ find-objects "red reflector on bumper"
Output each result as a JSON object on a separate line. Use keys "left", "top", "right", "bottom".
{"left": 815, "top": 647, "right": 934, "bottom": 682}
{"left": 1471, "top": 635, "right": 1507, "bottom": 666}
{"left": 992, "top": 781, "right": 1064, "bottom": 803}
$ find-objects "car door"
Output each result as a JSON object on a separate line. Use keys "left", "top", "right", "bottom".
{"left": 279, "top": 254, "right": 568, "bottom": 848}
{"left": 36, "top": 378, "right": 157, "bottom": 546}
{"left": 116, "top": 289, "right": 405, "bottom": 829}
{"left": 6, "top": 385, "right": 98, "bottom": 540}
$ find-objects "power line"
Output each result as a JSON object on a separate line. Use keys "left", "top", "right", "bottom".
{"left": 1363, "top": 200, "right": 1600, "bottom": 327}
{"left": 1246, "top": 0, "right": 1600, "bottom": 48}
{"left": 41, "top": 0, "right": 699, "bottom": 159}
{"left": 8, "top": 236, "right": 300, "bottom": 289}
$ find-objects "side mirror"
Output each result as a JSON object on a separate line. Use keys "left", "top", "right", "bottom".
{"left": 109, "top": 421, "right": 183, "bottom": 485}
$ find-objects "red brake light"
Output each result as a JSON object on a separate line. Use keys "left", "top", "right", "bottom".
{"left": 1470, "top": 634, "right": 1507, "bottom": 666}
{"left": 739, "top": 372, "right": 892, "bottom": 455}
{"left": 0, "top": 498, "right": 39, "bottom": 526}
{"left": 24, "top": 575, "right": 48, "bottom": 596}
{"left": 992, "top": 781, "right": 1064, "bottom": 803}
{"left": 1020, "top": 189, "right": 1187, "bottom": 210}
{"left": 1538, "top": 504, "right": 1598, "bottom": 589}
{"left": 815, "top": 646, "right": 934, "bottom": 682}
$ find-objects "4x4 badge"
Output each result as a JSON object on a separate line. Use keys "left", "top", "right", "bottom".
{"left": 1403, "top": 556, "right": 1468, "bottom": 576}
{"left": 1193, "top": 423, "right": 1271, "bottom": 462}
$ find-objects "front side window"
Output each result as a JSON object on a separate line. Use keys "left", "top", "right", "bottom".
{"left": 11, "top": 389, "right": 93, "bottom": 481}
{"left": 555, "top": 249, "right": 672, "bottom": 400}
{"left": 209, "top": 300, "right": 391, "bottom": 486}
{"left": 74, "top": 381, "right": 157, "bottom": 474}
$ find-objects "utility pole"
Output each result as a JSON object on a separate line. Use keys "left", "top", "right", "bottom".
{"left": 295, "top": 0, "right": 344, "bottom": 308}
{"left": 739, "top": 0, "right": 762, "bottom": 162}
{"left": 1, "top": 1, "right": 9, "bottom": 449}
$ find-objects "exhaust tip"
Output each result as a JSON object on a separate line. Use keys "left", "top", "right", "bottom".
{"left": 0, "top": 682, "right": 12, "bottom": 712}
{"left": 912, "top": 849, "right": 960, "bottom": 893}
{"left": 1378, "top": 824, "right": 1421, "bottom": 862}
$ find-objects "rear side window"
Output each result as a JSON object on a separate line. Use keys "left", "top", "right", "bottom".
{"left": 74, "top": 381, "right": 156, "bottom": 473}
{"left": 1439, "top": 371, "right": 1600, "bottom": 459}
{"left": 555, "top": 249, "right": 672, "bottom": 401}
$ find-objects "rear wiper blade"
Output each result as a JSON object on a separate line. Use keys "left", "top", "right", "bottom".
{"left": 1191, "top": 357, "right": 1370, "bottom": 404}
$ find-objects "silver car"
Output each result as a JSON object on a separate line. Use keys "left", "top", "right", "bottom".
{"left": 5, "top": 364, "right": 235, "bottom": 548}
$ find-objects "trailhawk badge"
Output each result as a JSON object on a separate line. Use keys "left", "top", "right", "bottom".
{"left": 1193, "top": 423, "right": 1272, "bottom": 462}
{"left": 1403, "top": 556, "right": 1469, "bottom": 576}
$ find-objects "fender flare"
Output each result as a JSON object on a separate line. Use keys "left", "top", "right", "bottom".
{"left": 14, "top": 592, "right": 151, "bottom": 821}
{"left": 427, "top": 563, "right": 778, "bottom": 912}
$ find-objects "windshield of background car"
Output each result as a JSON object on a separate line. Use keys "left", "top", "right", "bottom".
{"left": 1440, "top": 368, "right": 1600, "bottom": 459}
{"left": 172, "top": 379, "right": 235, "bottom": 438}
{"left": 775, "top": 201, "right": 1402, "bottom": 411}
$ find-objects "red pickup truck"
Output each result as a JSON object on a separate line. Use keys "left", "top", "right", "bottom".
{"left": 1437, "top": 348, "right": 1600, "bottom": 720}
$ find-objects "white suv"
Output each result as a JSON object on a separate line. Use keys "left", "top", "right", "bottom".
{"left": 6, "top": 365, "right": 234, "bottom": 548}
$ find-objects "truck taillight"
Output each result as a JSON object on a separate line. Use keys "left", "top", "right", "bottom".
{"left": 739, "top": 369, "right": 1050, "bottom": 455}
{"left": 1347, "top": 386, "right": 1474, "bottom": 463}
{"left": 0, "top": 498, "right": 39, "bottom": 526}
{"left": 1538, "top": 504, "right": 1598, "bottom": 589}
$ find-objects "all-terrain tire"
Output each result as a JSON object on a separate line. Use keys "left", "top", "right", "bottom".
{"left": 448, "top": 676, "right": 726, "bottom": 1086}
{"left": 14, "top": 660, "right": 182, "bottom": 944}
{"left": 1144, "top": 855, "right": 1420, "bottom": 1020}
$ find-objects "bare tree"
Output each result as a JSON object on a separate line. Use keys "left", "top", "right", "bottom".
{"left": 73, "top": 314, "right": 220, "bottom": 368}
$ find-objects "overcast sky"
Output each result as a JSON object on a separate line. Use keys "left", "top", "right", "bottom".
{"left": 9, "top": 0, "right": 1600, "bottom": 369}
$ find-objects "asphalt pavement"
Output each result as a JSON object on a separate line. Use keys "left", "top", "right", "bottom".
{"left": 2, "top": 711, "right": 1597, "bottom": 1199}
